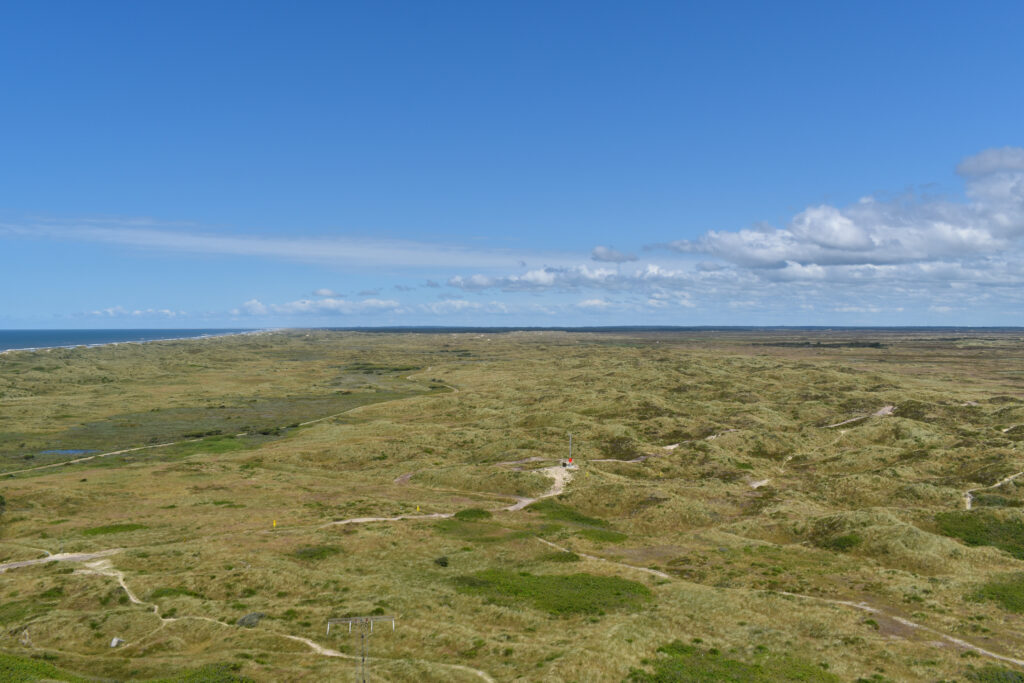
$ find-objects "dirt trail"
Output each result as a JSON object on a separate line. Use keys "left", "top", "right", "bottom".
{"left": 279, "top": 634, "right": 495, "bottom": 682}
{"left": 536, "top": 537, "right": 670, "bottom": 579}
{"left": 5, "top": 440, "right": 203, "bottom": 477}
{"left": 532, "top": 534, "right": 1024, "bottom": 667}
{"left": 495, "top": 456, "right": 546, "bottom": 468}
{"left": 6, "top": 551, "right": 497, "bottom": 681}
{"left": 591, "top": 430, "right": 739, "bottom": 464}
{"left": 964, "top": 470, "right": 1024, "bottom": 510}
{"left": 502, "top": 465, "right": 574, "bottom": 511}
{"left": 0, "top": 548, "right": 121, "bottom": 573}
{"left": 823, "top": 405, "right": 895, "bottom": 429}
{"left": 775, "top": 591, "right": 1024, "bottom": 668}
{"left": 323, "top": 465, "right": 575, "bottom": 527}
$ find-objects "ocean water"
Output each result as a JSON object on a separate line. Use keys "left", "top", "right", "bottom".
{"left": 0, "top": 329, "right": 254, "bottom": 353}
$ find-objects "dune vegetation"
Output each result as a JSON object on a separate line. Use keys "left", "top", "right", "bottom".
{"left": 2, "top": 328, "right": 1024, "bottom": 681}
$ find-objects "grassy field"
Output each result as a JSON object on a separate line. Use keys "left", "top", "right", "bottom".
{"left": 2, "top": 328, "right": 1024, "bottom": 681}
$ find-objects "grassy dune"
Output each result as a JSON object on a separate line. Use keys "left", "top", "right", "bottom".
{"left": 1, "top": 329, "right": 1024, "bottom": 681}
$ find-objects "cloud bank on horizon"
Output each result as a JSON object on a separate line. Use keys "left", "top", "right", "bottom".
{"left": 3, "top": 148, "right": 1023, "bottom": 326}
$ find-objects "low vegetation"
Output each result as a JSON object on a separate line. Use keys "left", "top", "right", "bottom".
{"left": 971, "top": 573, "right": 1024, "bottom": 613}
{"left": 626, "top": 641, "right": 840, "bottom": 682}
{"left": 454, "top": 569, "right": 651, "bottom": 615}
{"left": 3, "top": 329, "right": 1024, "bottom": 680}
{"left": 936, "top": 511, "right": 1024, "bottom": 559}
{"left": 80, "top": 523, "right": 148, "bottom": 536}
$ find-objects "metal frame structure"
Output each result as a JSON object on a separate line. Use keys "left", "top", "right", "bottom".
{"left": 326, "top": 615, "right": 395, "bottom": 682}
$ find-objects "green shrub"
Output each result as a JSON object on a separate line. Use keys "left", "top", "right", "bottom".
{"left": 601, "top": 437, "right": 642, "bottom": 460}
{"left": 151, "top": 586, "right": 205, "bottom": 600}
{"left": 577, "top": 528, "right": 628, "bottom": 543}
{"left": 936, "top": 511, "right": 1024, "bottom": 559}
{"left": 454, "top": 569, "right": 651, "bottom": 615}
{"left": 453, "top": 508, "right": 492, "bottom": 521}
{"left": 966, "top": 665, "right": 1024, "bottom": 682}
{"left": 540, "top": 551, "right": 581, "bottom": 563}
{"left": 293, "top": 545, "right": 341, "bottom": 561}
{"left": 527, "top": 499, "right": 609, "bottom": 527}
{"left": 973, "top": 494, "right": 1023, "bottom": 508}
{"left": 820, "top": 533, "right": 862, "bottom": 552}
{"left": 0, "top": 652, "right": 89, "bottom": 682}
{"left": 970, "top": 573, "right": 1024, "bottom": 613}
{"left": 147, "top": 662, "right": 254, "bottom": 682}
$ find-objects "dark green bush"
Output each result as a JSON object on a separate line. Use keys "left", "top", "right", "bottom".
{"left": 453, "top": 508, "right": 492, "bottom": 521}
{"left": 970, "top": 573, "right": 1024, "bottom": 613}
{"left": 454, "top": 569, "right": 650, "bottom": 615}
{"left": 293, "top": 545, "right": 341, "bottom": 561}
{"left": 626, "top": 640, "right": 839, "bottom": 682}
{"left": 936, "top": 511, "right": 1024, "bottom": 559}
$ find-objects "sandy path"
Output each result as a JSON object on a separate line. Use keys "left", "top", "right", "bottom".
{"left": 63, "top": 555, "right": 498, "bottom": 681}
{"left": 531, "top": 535, "right": 1024, "bottom": 667}
{"left": 502, "top": 465, "right": 573, "bottom": 511}
{"left": 536, "top": 537, "right": 670, "bottom": 579}
{"left": 4, "top": 440, "right": 205, "bottom": 477}
{"left": 495, "top": 456, "right": 547, "bottom": 467}
{"left": 964, "top": 470, "right": 1024, "bottom": 510}
{"left": 591, "top": 431, "right": 738, "bottom": 464}
{"left": 323, "top": 465, "right": 575, "bottom": 527}
{"left": 823, "top": 405, "right": 895, "bottom": 429}
{"left": 774, "top": 591, "right": 1024, "bottom": 668}
{"left": 0, "top": 548, "right": 122, "bottom": 573}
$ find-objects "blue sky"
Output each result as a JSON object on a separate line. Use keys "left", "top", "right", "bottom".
{"left": 2, "top": 1, "right": 1023, "bottom": 327}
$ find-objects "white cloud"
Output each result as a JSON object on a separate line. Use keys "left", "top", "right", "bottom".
{"left": 591, "top": 246, "right": 637, "bottom": 263}
{"left": 956, "top": 146, "right": 1024, "bottom": 177}
{"left": 577, "top": 298, "right": 611, "bottom": 309}
{"left": 419, "top": 299, "right": 509, "bottom": 315}
{"left": 664, "top": 147, "right": 1024, "bottom": 270}
{"left": 0, "top": 222, "right": 570, "bottom": 269}
{"left": 271, "top": 297, "right": 399, "bottom": 314}
{"left": 448, "top": 265, "right": 619, "bottom": 292}
{"left": 89, "top": 306, "right": 183, "bottom": 318}
{"left": 832, "top": 305, "right": 882, "bottom": 313}
{"left": 242, "top": 299, "right": 268, "bottom": 315}
{"left": 232, "top": 297, "right": 398, "bottom": 316}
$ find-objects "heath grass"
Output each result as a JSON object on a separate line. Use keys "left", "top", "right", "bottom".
{"left": 626, "top": 640, "right": 840, "bottom": 682}
{"left": 453, "top": 569, "right": 651, "bottom": 615}
{"left": 3, "top": 330, "right": 1024, "bottom": 680}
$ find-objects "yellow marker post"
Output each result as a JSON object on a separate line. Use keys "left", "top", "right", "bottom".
{"left": 416, "top": 506, "right": 420, "bottom": 512}
{"left": 273, "top": 520, "right": 277, "bottom": 529}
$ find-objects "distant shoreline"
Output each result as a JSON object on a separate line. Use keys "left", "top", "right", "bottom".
{"left": 1, "top": 325, "right": 1021, "bottom": 355}
{"left": 0, "top": 329, "right": 271, "bottom": 355}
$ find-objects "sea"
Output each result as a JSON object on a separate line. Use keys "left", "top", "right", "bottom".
{"left": 0, "top": 329, "right": 255, "bottom": 353}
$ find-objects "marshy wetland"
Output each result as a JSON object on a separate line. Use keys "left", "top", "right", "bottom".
{"left": 2, "top": 329, "right": 1024, "bottom": 681}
